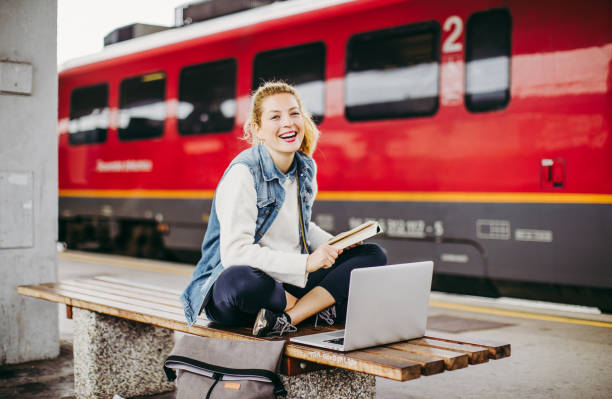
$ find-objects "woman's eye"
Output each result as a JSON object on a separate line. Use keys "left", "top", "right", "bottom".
{"left": 291, "top": 112, "right": 300, "bottom": 116}
{"left": 270, "top": 115, "right": 279, "bottom": 120}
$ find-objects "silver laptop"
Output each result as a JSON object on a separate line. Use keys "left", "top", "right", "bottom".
{"left": 290, "top": 261, "right": 433, "bottom": 352}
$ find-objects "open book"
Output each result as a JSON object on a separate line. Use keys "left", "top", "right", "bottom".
{"left": 328, "top": 221, "right": 383, "bottom": 250}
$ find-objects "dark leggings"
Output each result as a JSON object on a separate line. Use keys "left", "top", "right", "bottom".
{"left": 204, "top": 243, "right": 387, "bottom": 326}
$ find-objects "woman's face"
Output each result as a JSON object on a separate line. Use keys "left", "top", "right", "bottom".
{"left": 256, "top": 93, "right": 305, "bottom": 161}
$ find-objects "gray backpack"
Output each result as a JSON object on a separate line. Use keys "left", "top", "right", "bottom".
{"left": 164, "top": 334, "right": 287, "bottom": 399}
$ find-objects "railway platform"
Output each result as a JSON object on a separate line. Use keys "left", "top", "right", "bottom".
{"left": 1, "top": 251, "right": 611, "bottom": 399}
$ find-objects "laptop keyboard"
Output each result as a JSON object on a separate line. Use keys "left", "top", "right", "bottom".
{"left": 324, "top": 337, "right": 344, "bottom": 345}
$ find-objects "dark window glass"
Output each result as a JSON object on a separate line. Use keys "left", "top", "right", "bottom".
{"left": 346, "top": 22, "right": 440, "bottom": 121}
{"left": 465, "top": 8, "right": 512, "bottom": 112}
{"left": 118, "top": 72, "right": 166, "bottom": 141}
{"left": 178, "top": 59, "right": 237, "bottom": 135}
{"left": 68, "top": 84, "right": 109, "bottom": 145}
{"left": 253, "top": 42, "right": 326, "bottom": 123}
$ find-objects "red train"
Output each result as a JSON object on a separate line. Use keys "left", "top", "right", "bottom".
{"left": 58, "top": 0, "right": 612, "bottom": 310}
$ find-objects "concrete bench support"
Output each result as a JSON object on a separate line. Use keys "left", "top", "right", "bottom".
{"left": 72, "top": 308, "right": 375, "bottom": 399}
{"left": 73, "top": 308, "right": 175, "bottom": 399}
{"left": 281, "top": 369, "right": 375, "bottom": 398}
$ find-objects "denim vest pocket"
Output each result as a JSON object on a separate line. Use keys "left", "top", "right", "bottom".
{"left": 256, "top": 197, "right": 275, "bottom": 208}
{"left": 255, "top": 198, "right": 277, "bottom": 242}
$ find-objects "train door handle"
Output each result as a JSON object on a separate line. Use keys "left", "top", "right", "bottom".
{"left": 540, "top": 158, "right": 566, "bottom": 189}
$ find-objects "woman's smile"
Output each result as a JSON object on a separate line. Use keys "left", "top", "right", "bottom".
{"left": 279, "top": 130, "right": 298, "bottom": 142}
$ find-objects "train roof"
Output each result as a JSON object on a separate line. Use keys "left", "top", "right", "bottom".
{"left": 59, "top": 0, "right": 356, "bottom": 73}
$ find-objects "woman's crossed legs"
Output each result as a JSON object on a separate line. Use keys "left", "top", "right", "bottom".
{"left": 204, "top": 243, "right": 387, "bottom": 334}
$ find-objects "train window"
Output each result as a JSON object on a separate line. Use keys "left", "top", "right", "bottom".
{"left": 68, "top": 84, "right": 109, "bottom": 145}
{"left": 118, "top": 72, "right": 166, "bottom": 141}
{"left": 253, "top": 42, "right": 326, "bottom": 123}
{"left": 178, "top": 58, "right": 237, "bottom": 135}
{"left": 465, "top": 8, "right": 512, "bottom": 112}
{"left": 345, "top": 22, "right": 440, "bottom": 121}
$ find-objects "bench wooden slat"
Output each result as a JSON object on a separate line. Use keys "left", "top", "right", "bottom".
{"left": 93, "top": 276, "right": 182, "bottom": 296}
{"left": 49, "top": 282, "right": 183, "bottom": 317}
{"left": 284, "top": 343, "right": 422, "bottom": 381}
{"left": 425, "top": 333, "right": 511, "bottom": 359}
{"left": 362, "top": 347, "right": 445, "bottom": 376}
{"left": 408, "top": 338, "right": 490, "bottom": 364}
{"left": 348, "top": 351, "right": 422, "bottom": 381}
{"left": 57, "top": 280, "right": 182, "bottom": 310}
{"left": 70, "top": 277, "right": 180, "bottom": 300}
{"left": 19, "top": 284, "right": 187, "bottom": 324}
{"left": 386, "top": 342, "right": 468, "bottom": 371}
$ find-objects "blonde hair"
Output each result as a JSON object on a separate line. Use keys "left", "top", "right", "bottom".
{"left": 242, "top": 81, "right": 320, "bottom": 156}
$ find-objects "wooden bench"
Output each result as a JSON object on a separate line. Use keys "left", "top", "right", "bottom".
{"left": 18, "top": 276, "right": 510, "bottom": 399}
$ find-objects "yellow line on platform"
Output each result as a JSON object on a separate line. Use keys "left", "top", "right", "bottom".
{"left": 430, "top": 301, "right": 612, "bottom": 328}
{"left": 58, "top": 252, "right": 193, "bottom": 276}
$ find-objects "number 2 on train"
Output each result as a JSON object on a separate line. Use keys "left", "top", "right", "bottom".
{"left": 442, "top": 15, "right": 463, "bottom": 53}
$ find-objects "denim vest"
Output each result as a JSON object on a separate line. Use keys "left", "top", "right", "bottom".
{"left": 180, "top": 144, "right": 316, "bottom": 326}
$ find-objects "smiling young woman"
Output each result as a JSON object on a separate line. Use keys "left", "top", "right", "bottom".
{"left": 181, "top": 81, "right": 387, "bottom": 336}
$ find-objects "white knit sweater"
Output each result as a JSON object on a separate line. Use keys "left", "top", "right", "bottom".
{"left": 215, "top": 163, "right": 333, "bottom": 288}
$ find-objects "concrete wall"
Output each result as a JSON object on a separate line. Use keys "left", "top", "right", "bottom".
{"left": 0, "top": 0, "right": 59, "bottom": 364}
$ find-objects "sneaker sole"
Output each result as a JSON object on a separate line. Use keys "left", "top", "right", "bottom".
{"left": 252, "top": 308, "right": 268, "bottom": 336}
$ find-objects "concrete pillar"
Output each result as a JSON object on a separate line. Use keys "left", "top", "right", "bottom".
{"left": 0, "top": 0, "right": 59, "bottom": 364}
{"left": 73, "top": 309, "right": 175, "bottom": 399}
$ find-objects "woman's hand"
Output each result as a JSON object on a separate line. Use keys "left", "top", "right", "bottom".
{"left": 306, "top": 244, "right": 342, "bottom": 273}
